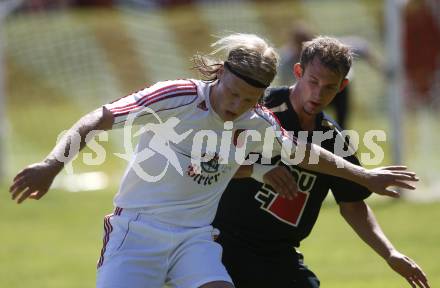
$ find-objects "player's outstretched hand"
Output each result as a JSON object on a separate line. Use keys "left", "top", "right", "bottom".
{"left": 9, "top": 160, "right": 60, "bottom": 204}
{"left": 387, "top": 250, "right": 430, "bottom": 288}
{"left": 263, "top": 166, "right": 298, "bottom": 200}
{"left": 233, "top": 165, "right": 252, "bottom": 179}
{"left": 364, "top": 166, "right": 419, "bottom": 198}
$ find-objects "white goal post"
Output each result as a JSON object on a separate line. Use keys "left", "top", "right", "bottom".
{"left": 385, "top": 0, "right": 404, "bottom": 166}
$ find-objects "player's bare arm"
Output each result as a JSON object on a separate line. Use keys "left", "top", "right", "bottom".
{"left": 236, "top": 145, "right": 418, "bottom": 199}
{"left": 257, "top": 139, "right": 418, "bottom": 198}
{"left": 233, "top": 165, "right": 252, "bottom": 178}
{"left": 9, "top": 106, "right": 114, "bottom": 204}
{"left": 340, "top": 201, "right": 429, "bottom": 288}
{"left": 293, "top": 142, "right": 419, "bottom": 197}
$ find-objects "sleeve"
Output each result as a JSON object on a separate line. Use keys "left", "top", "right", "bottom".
{"left": 104, "top": 79, "right": 198, "bottom": 129}
{"left": 261, "top": 88, "right": 277, "bottom": 107}
{"left": 329, "top": 130, "right": 372, "bottom": 203}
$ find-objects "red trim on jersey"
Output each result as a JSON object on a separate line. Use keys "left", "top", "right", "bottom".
{"left": 111, "top": 84, "right": 196, "bottom": 112}
{"left": 112, "top": 91, "right": 197, "bottom": 117}
{"left": 110, "top": 82, "right": 196, "bottom": 112}
{"left": 111, "top": 87, "right": 196, "bottom": 115}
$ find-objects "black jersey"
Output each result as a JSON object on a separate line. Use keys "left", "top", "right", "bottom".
{"left": 213, "top": 87, "right": 371, "bottom": 251}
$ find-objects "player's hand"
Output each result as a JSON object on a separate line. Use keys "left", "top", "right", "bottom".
{"left": 364, "top": 166, "right": 419, "bottom": 198}
{"left": 263, "top": 166, "right": 298, "bottom": 200}
{"left": 9, "top": 160, "right": 61, "bottom": 204}
{"left": 233, "top": 165, "right": 252, "bottom": 178}
{"left": 387, "top": 250, "right": 429, "bottom": 288}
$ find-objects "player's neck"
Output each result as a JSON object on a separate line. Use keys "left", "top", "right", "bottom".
{"left": 289, "top": 85, "right": 316, "bottom": 131}
{"left": 209, "top": 82, "right": 219, "bottom": 115}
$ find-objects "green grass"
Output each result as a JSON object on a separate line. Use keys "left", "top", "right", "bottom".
{"left": 301, "top": 199, "right": 440, "bottom": 287}
{"left": 1, "top": 187, "right": 439, "bottom": 287}
{"left": 0, "top": 185, "right": 114, "bottom": 288}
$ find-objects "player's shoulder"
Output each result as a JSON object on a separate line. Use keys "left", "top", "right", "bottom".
{"left": 262, "top": 86, "right": 290, "bottom": 109}
{"left": 136, "top": 79, "right": 200, "bottom": 103}
{"left": 250, "top": 103, "right": 283, "bottom": 131}
{"left": 233, "top": 87, "right": 288, "bottom": 131}
{"left": 318, "top": 113, "right": 344, "bottom": 144}
{"left": 320, "top": 113, "right": 359, "bottom": 159}
{"left": 319, "top": 113, "right": 343, "bottom": 132}
{"left": 141, "top": 79, "right": 198, "bottom": 93}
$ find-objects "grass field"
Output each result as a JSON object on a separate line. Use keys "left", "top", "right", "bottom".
{"left": 1, "top": 185, "right": 439, "bottom": 287}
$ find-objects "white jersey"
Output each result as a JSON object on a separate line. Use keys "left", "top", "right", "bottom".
{"left": 104, "top": 79, "right": 295, "bottom": 227}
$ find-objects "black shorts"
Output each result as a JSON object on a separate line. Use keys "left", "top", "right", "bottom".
{"left": 217, "top": 231, "right": 320, "bottom": 288}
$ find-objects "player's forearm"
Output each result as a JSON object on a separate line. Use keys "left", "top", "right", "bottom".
{"left": 340, "top": 201, "right": 396, "bottom": 260}
{"left": 44, "top": 107, "right": 113, "bottom": 171}
{"left": 296, "top": 143, "right": 368, "bottom": 186}
{"left": 233, "top": 165, "right": 253, "bottom": 178}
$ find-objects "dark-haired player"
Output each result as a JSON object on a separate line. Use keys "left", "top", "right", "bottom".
{"left": 214, "top": 36, "right": 429, "bottom": 288}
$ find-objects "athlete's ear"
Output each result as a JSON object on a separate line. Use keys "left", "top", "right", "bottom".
{"left": 293, "top": 63, "right": 303, "bottom": 80}
{"left": 338, "top": 78, "right": 349, "bottom": 92}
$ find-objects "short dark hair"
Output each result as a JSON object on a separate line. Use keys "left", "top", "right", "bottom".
{"left": 300, "top": 36, "right": 353, "bottom": 78}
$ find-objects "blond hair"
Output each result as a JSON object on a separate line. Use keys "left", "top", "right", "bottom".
{"left": 192, "top": 33, "right": 279, "bottom": 87}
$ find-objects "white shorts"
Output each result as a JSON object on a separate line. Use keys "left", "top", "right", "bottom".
{"left": 96, "top": 207, "right": 232, "bottom": 288}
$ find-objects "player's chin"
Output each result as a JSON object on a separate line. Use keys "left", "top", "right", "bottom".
{"left": 223, "top": 110, "right": 239, "bottom": 121}
{"left": 305, "top": 104, "right": 323, "bottom": 115}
